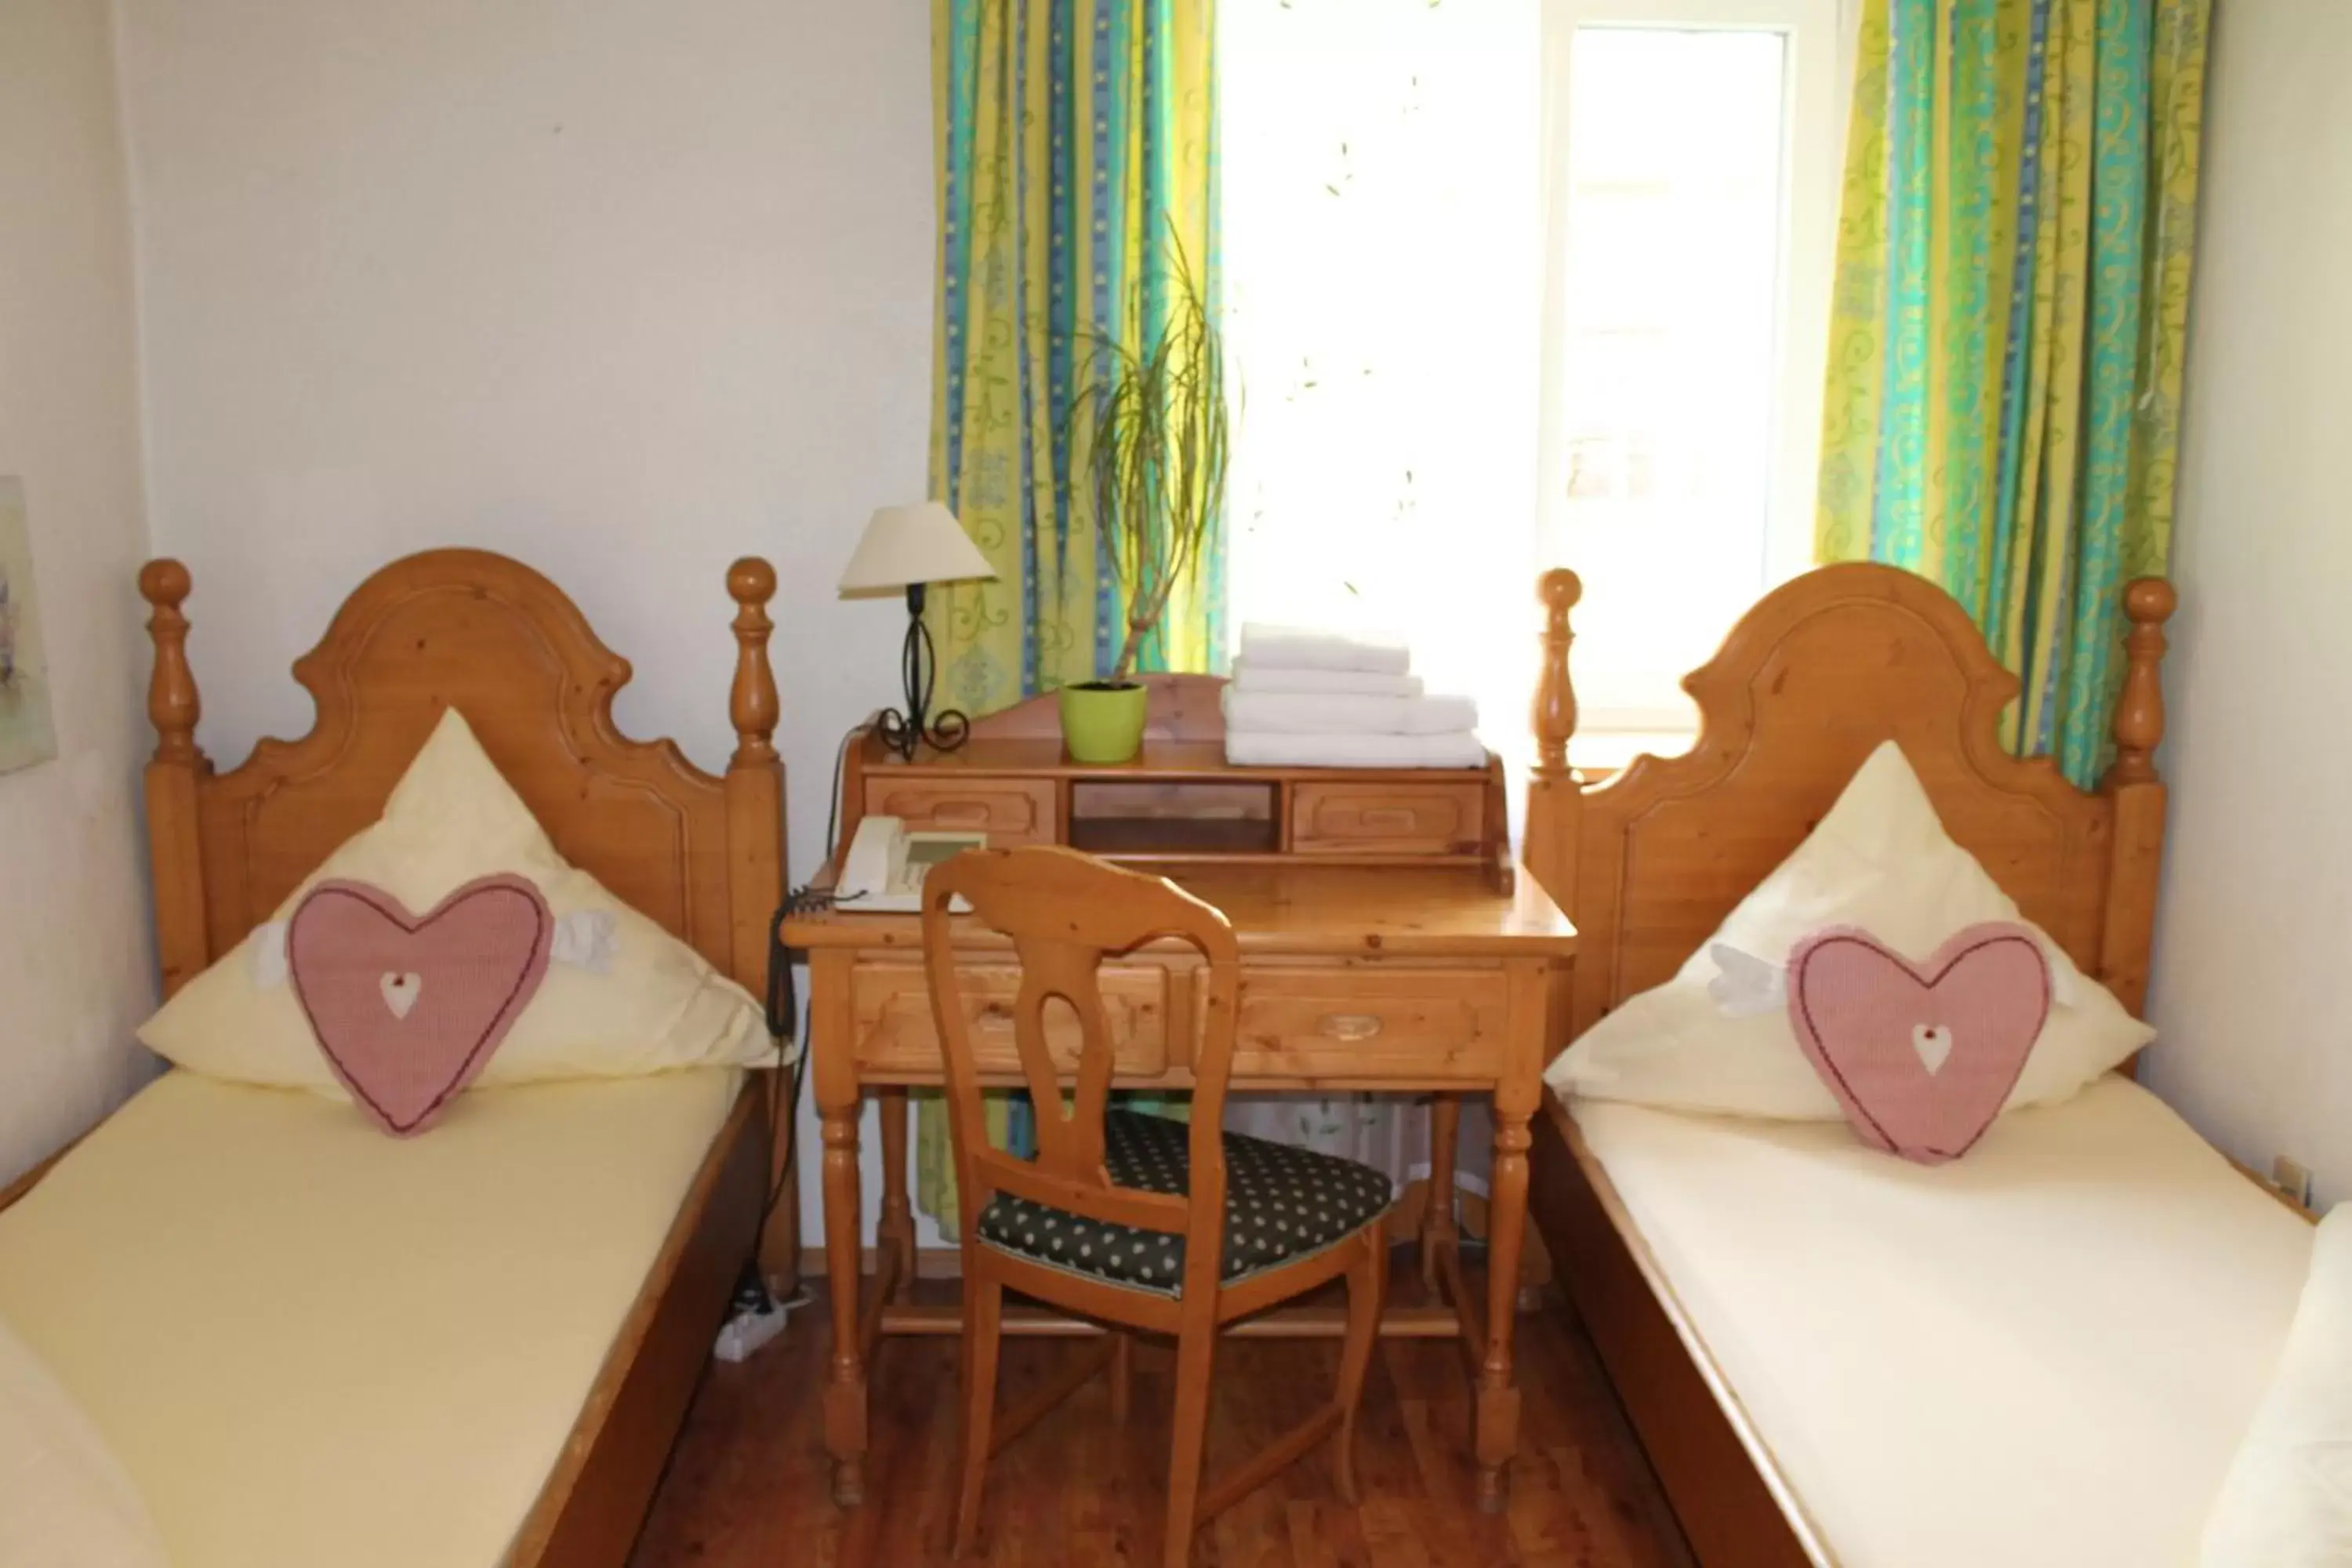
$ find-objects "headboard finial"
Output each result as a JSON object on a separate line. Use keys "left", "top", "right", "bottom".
{"left": 2107, "top": 576, "right": 2177, "bottom": 788}
{"left": 727, "top": 557, "right": 780, "bottom": 766}
{"left": 140, "top": 558, "right": 202, "bottom": 765}
{"left": 1534, "top": 568, "right": 1581, "bottom": 779}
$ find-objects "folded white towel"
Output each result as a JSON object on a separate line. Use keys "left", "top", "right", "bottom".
{"left": 1221, "top": 688, "right": 1479, "bottom": 737}
{"left": 1237, "top": 622, "right": 1411, "bottom": 677}
{"left": 1224, "top": 729, "right": 1487, "bottom": 769}
{"left": 1229, "top": 659, "right": 1423, "bottom": 698}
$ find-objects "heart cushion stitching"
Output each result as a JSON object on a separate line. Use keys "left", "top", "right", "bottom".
{"left": 288, "top": 873, "right": 554, "bottom": 1136}
{"left": 1787, "top": 923, "right": 2053, "bottom": 1165}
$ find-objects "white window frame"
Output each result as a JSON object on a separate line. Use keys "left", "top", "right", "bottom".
{"left": 1536, "top": 0, "right": 1845, "bottom": 731}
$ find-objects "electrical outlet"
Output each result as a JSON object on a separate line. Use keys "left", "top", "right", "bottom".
{"left": 2271, "top": 1156, "right": 2314, "bottom": 1208}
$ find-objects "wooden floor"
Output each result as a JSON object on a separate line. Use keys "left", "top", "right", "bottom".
{"left": 633, "top": 1256, "right": 1693, "bottom": 1568}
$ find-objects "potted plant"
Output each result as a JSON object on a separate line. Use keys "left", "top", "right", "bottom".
{"left": 1056, "top": 238, "right": 1229, "bottom": 764}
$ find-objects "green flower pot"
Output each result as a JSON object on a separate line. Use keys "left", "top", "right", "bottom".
{"left": 1057, "top": 681, "right": 1149, "bottom": 764}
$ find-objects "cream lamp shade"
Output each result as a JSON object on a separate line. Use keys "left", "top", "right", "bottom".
{"left": 837, "top": 502, "right": 996, "bottom": 593}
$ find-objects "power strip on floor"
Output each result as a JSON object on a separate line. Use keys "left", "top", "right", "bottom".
{"left": 713, "top": 1284, "right": 812, "bottom": 1363}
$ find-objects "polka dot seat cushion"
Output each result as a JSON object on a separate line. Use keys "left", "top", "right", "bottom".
{"left": 975, "top": 1110, "right": 1394, "bottom": 1297}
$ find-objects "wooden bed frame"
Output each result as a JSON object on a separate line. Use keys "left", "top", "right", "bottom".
{"left": 1518, "top": 561, "right": 2180, "bottom": 1568}
{"left": 5, "top": 548, "right": 786, "bottom": 1568}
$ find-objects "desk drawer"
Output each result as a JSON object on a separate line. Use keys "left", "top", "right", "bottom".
{"left": 864, "top": 777, "right": 1059, "bottom": 844}
{"left": 850, "top": 963, "right": 1170, "bottom": 1076}
{"left": 1290, "top": 782, "right": 1485, "bottom": 855}
{"left": 1222, "top": 967, "right": 1505, "bottom": 1080}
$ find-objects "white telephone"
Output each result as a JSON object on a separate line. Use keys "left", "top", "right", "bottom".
{"left": 834, "top": 816, "right": 983, "bottom": 913}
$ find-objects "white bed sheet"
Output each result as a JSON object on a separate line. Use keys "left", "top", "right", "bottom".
{"left": 1571, "top": 1076, "right": 2314, "bottom": 1568}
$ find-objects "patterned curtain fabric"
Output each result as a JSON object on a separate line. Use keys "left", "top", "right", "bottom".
{"left": 919, "top": 0, "right": 1221, "bottom": 1231}
{"left": 1816, "top": 0, "right": 2212, "bottom": 786}
{"left": 927, "top": 0, "right": 1224, "bottom": 713}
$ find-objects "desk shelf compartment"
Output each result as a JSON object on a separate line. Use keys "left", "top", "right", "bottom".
{"left": 1067, "top": 779, "right": 1281, "bottom": 859}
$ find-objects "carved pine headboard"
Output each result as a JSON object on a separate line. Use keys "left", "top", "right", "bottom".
{"left": 1520, "top": 562, "right": 2176, "bottom": 1042}
{"left": 138, "top": 548, "right": 785, "bottom": 1002}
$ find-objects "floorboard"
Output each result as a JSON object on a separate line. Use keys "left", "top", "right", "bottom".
{"left": 633, "top": 1253, "right": 1693, "bottom": 1567}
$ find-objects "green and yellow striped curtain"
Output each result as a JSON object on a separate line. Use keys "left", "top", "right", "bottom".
{"left": 920, "top": 0, "right": 1221, "bottom": 1229}
{"left": 1817, "top": 0, "right": 2211, "bottom": 786}
{"left": 927, "top": 0, "right": 1223, "bottom": 713}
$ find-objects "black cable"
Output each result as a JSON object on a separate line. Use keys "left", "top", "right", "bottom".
{"left": 820, "top": 720, "right": 855, "bottom": 880}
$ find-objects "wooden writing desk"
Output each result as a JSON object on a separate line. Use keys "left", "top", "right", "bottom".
{"left": 788, "top": 682, "right": 1576, "bottom": 1512}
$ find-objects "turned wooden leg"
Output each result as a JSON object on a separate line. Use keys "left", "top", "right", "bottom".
{"left": 1474, "top": 1107, "right": 1532, "bottom": 1513}
{"left": 1422, "top": 1094, "right": 1461, "bottom": 1290}
{"left": 811, "top": 949, "right": 873, "bottom": 1508}
{"left": 877, "top": 1086, "right": 916, "bottom": 1300}
{"left": 820, "top": 1096, "right": 869, "bottom": 1508}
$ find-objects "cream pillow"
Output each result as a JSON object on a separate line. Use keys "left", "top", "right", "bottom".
{"left": 2203, "top": 1206, "right": 2352, "bottom": 1567}
{"left": 140, "top": 709, "right": 773, "bottom": 1094}
{"left": 0, "top": 1312, "right": 169, "bottom": 1568}
{"left": 1544, "top": 740, "right": 2152, "bottom": 1119}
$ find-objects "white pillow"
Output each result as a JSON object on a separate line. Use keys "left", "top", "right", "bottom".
{"left": 0, "top": 1312, "right": 169, "bottom": 1567}
{"left": 140, "top": 709, "right": 774, "bottom": 1095}
{"left": 2203, "top": 1205, "right": 2352, "bottom": 1566}
{"left": 1544, "top": 740, "right": 2152, "bottom": 1119}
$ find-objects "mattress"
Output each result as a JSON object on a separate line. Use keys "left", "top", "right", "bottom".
{"left": 1571, "top": 1076, "right": 2314, "bottom": 1568}
{"left": 0, "top": 1066, "right": 742, "bottom": 1568}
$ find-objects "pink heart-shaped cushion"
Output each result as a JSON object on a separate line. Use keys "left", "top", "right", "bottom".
{"left": 1786, "top": 923, "right": 2051, "bottom": 1165}
{"left": 288, "top": 874, "right": 554, "bottom": 1136}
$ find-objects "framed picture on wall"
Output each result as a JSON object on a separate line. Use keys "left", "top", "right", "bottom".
{"left": 0, "top": 477, "right": 58, "bottom": 774}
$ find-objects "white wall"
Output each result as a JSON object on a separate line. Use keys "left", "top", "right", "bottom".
{"left": 114, "top": 0, "right": 936, "bottom": 1236}
{"left": 2143, "top": 1, "right": 2352, "bottom": 1207}
{"left": 0, "top": 1, "right": 159, "bottom": 1182}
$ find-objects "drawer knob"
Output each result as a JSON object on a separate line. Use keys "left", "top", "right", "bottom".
{"left": 1359, "top": 808, "right": 1418, "bottom": 831}
{"left": 930, "top": 801, "right": 993, "bottom": 826}
{"left": 1317, "top": 1012, "right": 1384, "bottom": 1042}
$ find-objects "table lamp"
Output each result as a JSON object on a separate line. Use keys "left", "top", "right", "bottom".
{"left": 838, "top": 501, "right": 997, "bottom": 760}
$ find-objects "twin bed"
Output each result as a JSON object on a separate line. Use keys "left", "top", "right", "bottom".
{"left": 1519, "top": 563, "right": 2318, "bottom": 1566}
{"left": 0, "top": 546, "right": 2306, "bottom": 1566}
{"left": 0, "top": 550, "right": 781, "bottom": 1566}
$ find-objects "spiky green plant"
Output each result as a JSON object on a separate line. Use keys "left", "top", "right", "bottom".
{"left": 1062, "top": 235, "right": 1229, "bottom": 684}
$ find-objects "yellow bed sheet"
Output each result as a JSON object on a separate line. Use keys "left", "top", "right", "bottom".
{"left": 0, "top": 1066, "right": 742, "bottom": 1568}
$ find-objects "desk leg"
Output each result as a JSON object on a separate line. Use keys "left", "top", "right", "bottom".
{"left": 815, "top": 954, "right": 869, "bottom": 1509}
{"left": 877, "top": 1087, "right": 916, "bottom": 1300}
{"left": 1475, "top": 1107, "right": 1530, "bottom": 1512}
{"left": 1475, "top": 966, "right": 1544, "bottom": 1513}
{"left": 1421, "top": 1094, "right": 1461, "bottom": 1290}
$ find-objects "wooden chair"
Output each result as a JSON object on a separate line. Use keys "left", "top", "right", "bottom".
{"left": 921, "top": 846, "right": 1392, "bottom": 1566}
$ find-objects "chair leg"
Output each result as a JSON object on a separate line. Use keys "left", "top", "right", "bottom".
{"left": 1332, "top": 1219, "right": 1387, "bottom": 1504}
{"left": 1163, "top": 1323, "right": 1218, "bottom": 1568}
{"left": 1110, "top": 1330, "right": 1134, "bottom": 1425}
{"left": 951, "top": 1272, "right": 1005, "bottom": 1559}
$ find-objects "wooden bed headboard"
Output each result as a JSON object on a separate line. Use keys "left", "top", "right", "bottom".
{"left": 138, "top": 548, "right": 785, "bottom": 1003}
{"left": 1521, "top": 561, "right": 2176, "bottom": 1041}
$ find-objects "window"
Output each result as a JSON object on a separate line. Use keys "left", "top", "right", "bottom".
{"left": 1222, "top": 0, "right": 1843, "bottom": 760}
{"left": 1538, "top": 0, "right": 1841, "bottom": 725}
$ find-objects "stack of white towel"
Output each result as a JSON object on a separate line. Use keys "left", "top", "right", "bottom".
{"left": 1222, "top": 625, "right": 1485, "bottom": 768}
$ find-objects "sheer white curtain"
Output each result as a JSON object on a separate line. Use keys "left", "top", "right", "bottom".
{"left": 1218, "top": 0, "right": 1541, "bottom": 1195}
{"left": 1221, "top": 0, "right": 1544, "bottom": 755}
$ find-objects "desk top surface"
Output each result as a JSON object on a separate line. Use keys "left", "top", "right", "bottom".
{"left": 784, "top": 861, "right": 1576, "bottom": 960}
{"left": 862, "top": 737, "right": 1494, "bottom": 783}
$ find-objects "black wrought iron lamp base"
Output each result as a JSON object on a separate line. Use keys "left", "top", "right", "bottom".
{"left": 876, "top": 582, "right": 971, "bottom": 763}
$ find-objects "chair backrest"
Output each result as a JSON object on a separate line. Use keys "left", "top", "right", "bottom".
{"left": 921, "top": 846, "right": 1243, "bottom": 1294}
